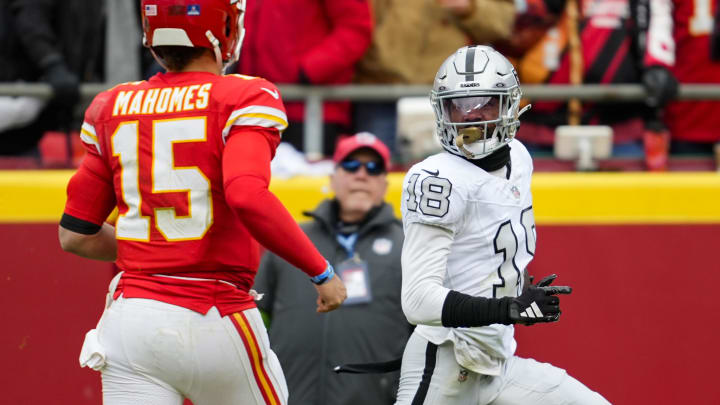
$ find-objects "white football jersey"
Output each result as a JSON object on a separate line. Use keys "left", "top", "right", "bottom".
{"left": 401, "top": 139, "right": 536, "bottom": 374}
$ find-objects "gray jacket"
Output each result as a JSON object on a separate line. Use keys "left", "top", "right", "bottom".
{"left": 254, "top": 199, "right": 410, "bottom": 405}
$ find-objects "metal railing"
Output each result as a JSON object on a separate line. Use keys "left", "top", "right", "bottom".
{"left": 2, "top": 82, "right": 720, "bottom": 157}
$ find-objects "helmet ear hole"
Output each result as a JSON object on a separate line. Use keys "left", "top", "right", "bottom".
{"left": 225, "top": 17, "right": 231, "bottom": 38}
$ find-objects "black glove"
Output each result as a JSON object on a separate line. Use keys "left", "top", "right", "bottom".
{"left": 510, "top": 274, "right": 572, "bottom": 325}
{"left": 44, "top": 62, "right": 80, "bottom": 107}
{"left": 642, "top": 66, "right": 678, "bottom": 108}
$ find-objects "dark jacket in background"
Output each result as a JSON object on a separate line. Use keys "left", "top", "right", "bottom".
{"left": 3, "top": 0, "right": 103, "bottom": 82}
{"left": 0, "top": 0, "right": 103, "bottom": 155}
{"left": 254, "top": 200, "right": 409, "bottom": 405}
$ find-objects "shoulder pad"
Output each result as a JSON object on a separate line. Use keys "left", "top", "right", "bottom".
{"left": 401, "top": 157, "right": 468, "bottom": 232}
{"left": 219, "top": 77, "right": 287, "bottom": 140}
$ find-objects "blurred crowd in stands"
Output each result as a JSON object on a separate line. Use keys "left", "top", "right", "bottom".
{"left": 1, "top": 0, "right": 719, "bottom": 170}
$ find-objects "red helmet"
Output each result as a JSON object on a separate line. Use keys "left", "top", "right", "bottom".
{"left": 141, "top": 0, "right": 246, "bottom": 67}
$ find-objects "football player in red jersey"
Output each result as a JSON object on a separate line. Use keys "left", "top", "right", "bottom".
{"left": 57, "top": 1, "right": 346, "bottom": 403}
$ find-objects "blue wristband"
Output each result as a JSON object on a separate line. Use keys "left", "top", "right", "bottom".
{"left": 310, "top": 261, "right": 335, "bottom": 285}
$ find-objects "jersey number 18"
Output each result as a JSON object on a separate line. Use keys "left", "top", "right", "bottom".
{"left": 406, "top": 174, "right": 537, "bottom": 298}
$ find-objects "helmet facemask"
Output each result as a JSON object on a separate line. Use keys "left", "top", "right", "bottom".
{"left": 433, "top": 88, "right": 526, "bottom": 159}
{"left": 431, "top": 46, "right": 531, "bottom": 160}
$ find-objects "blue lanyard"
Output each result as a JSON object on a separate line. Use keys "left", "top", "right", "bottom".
{"left": 336, "top": 233, "right": 358, "bottom": 258}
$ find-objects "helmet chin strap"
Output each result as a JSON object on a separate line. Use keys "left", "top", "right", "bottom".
{"left": 455, "top": 127, "right": 485, "bottom": 159}
{"left": 205, "top": 30, "right": 225, "bottom": 73}
{"left": 455, "top": 103, "right": 533, "bottom": 159}
{"left": 455, "top": 125, "right": 502, "bottom": 159}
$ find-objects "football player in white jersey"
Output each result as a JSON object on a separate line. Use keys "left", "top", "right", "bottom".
{"left": 395, "top": 46, "right": 610, "bottom": 405}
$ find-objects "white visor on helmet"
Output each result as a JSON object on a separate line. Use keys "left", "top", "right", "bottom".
{"left": 441, "top": 96, "right": 501, "bottom": 125}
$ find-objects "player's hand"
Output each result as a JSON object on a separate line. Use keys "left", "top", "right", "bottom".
{"left": 510, "top": 274, "right": 572, "bottom": 325}
{"left": 314, "top": 276, "right": 347, "bottom": 313}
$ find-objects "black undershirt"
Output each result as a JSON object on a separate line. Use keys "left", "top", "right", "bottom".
{"left": 463, "top": 144, "right": 511, "bottom": 177}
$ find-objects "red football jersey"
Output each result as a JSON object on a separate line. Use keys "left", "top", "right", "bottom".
{"left": 75, "top": 72, "right": 287, "bottom": 293}
{"left": 664, "top": 0, "right": 720, "bottom": 142}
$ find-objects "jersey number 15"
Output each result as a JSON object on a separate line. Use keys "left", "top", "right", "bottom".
{"left": 112, "top": 117, "right": 212, "bottom": 242}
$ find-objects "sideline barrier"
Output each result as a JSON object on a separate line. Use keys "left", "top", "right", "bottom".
{"left": 3, "top": 82, "right": 720, "bottom": 157}
{"left": 2, "top": 171, "right": 720, "bottom": 224}
{"left": 1, "top": 170, "right": 719, "bottom": 404}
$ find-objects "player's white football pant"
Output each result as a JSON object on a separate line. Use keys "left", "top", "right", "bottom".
{"left": 395, "top": 332, "right": 610, "bottom": 405}
{"left": 96, "top": 296, "right": 288, "bottom": 405}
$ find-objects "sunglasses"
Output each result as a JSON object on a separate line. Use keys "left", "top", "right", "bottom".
{"left": 339, "top": 159, "right": 385, "bottom": 175}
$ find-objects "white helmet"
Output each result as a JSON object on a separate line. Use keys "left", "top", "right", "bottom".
{"left": 431, "top": 46, "right": 530, "bottom": 159}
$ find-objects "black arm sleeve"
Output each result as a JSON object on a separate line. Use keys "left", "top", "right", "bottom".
{"left": 441, "top": 290, "right": 514, "bottom": 327}
{"left": 60, "top": 213, "right": 102, "bottom": 235}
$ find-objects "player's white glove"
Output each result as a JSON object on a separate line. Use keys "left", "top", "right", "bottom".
{"left": 510, "top": 274, "right": 572, "bottom": 325}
